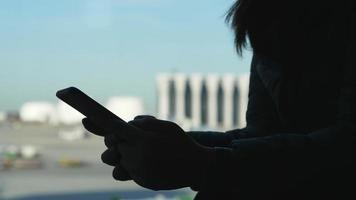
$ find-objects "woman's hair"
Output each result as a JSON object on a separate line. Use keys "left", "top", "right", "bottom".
{"left": 225, "top": 0, "right": 339, "bottom": 57}
{"left": 225, "top": 0, "right": 251, "bottom": 56}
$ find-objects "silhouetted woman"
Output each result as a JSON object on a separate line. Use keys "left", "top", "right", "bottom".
{"left": 82, "top": 0, "right": 355, "bottom": 199}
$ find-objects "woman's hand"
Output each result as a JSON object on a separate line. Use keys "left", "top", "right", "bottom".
{"left": 82, "top": 118, "right": 131, "bottom": 181}
{"left": 82, "top": 116, "right": 215, "bottom": 190}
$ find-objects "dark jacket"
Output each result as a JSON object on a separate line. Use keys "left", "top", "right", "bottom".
{"left": 190, "top": 3, "right": 355, "bottom": 199}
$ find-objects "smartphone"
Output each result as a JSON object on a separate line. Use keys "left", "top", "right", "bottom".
{"left": 56, "top": 87, "right": 126, "bottom": 132}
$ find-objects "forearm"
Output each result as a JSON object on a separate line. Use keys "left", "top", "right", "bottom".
{"left": 194, "top": 126, "right": 354, "bottom": 198}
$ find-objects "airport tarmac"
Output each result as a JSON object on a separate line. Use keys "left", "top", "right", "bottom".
{"left": 0, "top": 123, "right": 193, "bottom": 199}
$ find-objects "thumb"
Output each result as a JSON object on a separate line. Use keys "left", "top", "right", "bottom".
{"left": 133, "top": 115, "right": 156, "bottom": 120}
{"left": 113, "top": 165, "right": 131, "bottom": 181}
{"left": 128, "top": 117, "right": 161, "bottom": 132}
{"left": 129, "top": 118, "right": 182, "bottom": 134}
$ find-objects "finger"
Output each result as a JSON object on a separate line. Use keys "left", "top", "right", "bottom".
{"left": 116, "top": 143, "right": 134, "bottom": 165}
{"left": 129, "top": 115, "right": 156, "bottom": 130}
{"left": 129, "top": 118, "right": 178, "bottom": 133}
{"left": 82, "top": 118, "right": 107, "bottom": 137}
{"left": 113, "top": 165, "right": 132, "bottom": 181}
{"left": 128, "top": 118, "right": 157, "bottom": 132}
{"left": 101, "top": 148, "right": 121, "bottom": 166}
{"left": 108, "top": 119, "right": 141, "bottom": 141}
{"left": 116, "top": 142, "right": 131, "bottom": 155}
{"left": 104, "top": 134, "right": 119, "bottom": 148}
{"left": 133, "top": 115, "right": 156, "bottom": 120}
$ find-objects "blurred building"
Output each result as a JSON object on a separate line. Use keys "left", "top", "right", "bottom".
{"left": 0, "top": 111, "right": 5, "bottom": 122}
{"left": 156, "top": 73, "right": 250, "bottom": 131}
{"left": 19, "top": 102, "right": 56, "bottom": 123}
{"left": 17, "top": 96, "right": 145, "bottom": 125}
{"left": 54, "top": 97, "right": 145, "bottom": 125}
{"left": 18, "top": 101, "right": 85, "bottom": 125}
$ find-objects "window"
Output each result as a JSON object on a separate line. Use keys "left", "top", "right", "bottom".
{"left": 200, "top": 81, "right": 208, "bottom": 126}
{"left": 217, "top": 81, "right": 224, "bottom": 125}
{"left": 168, "top": 80, "right": 176, "bottom": 119}
{"left": 184, "top": 80, "right": 192, "bottom": 118}
{"left": 233, "top": 85, "right": 239, "bottom": 127}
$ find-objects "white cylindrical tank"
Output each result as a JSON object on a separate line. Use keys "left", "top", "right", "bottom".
{"left": 20, "top": 145, "right": 38, "bottom": 159}
{"left": 56, "top": 101, "right": 85, "bottom": 125}
{"left": 106, "top": 97, "right": 144, "bottom": 122}
{"left": 20, "top": 102, "right": 56, "bottom": 123}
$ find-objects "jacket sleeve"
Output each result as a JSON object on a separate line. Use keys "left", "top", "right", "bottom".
{"left": 194, "top": 4, "right": 356, "bottom": 198}
{"left": 188, "top": 54, "right": 280, "bottom": 147}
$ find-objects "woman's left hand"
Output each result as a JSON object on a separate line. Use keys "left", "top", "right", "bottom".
{"left": 83, "top": 117, "right": 215, "bottom": 191}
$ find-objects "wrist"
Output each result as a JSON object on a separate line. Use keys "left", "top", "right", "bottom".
{"left": 188, "top": 131, "right": 230, "bottom": 148}
{"left": 189, "top": 145, "right": 216, "bottom": 190}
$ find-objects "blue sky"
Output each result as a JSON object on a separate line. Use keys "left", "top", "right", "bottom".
{"left": 0, "top": 0, "right": 252, "bottom": 112}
